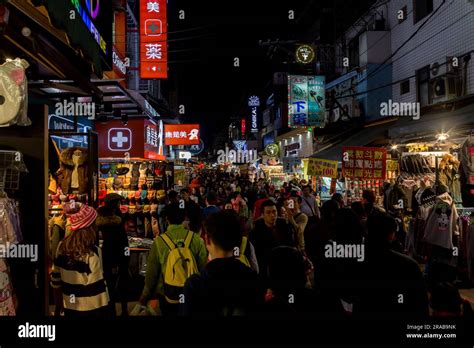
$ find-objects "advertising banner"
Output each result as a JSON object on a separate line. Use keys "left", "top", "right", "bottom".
{"left": 283, "top": 157, "right": 302, "bottom": 173}
{"left": 288, "top": 75, "right": 325, "bottom": 127}
{"left": 342, "top": 147, "right": 387, "bottom": 179}
{"left": 140, "top": 0, "right": 167, "bottom": 79}
{"left": 306, "top": 158, "right": 338, "bottom": 178}
{"left": 164, "top": 124, "right": 200, "bottom": 145}
{"left": 248, "top": 96, "right": 260, "bottom": 133}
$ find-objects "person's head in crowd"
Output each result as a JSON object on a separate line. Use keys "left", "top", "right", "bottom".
{"left": 320, "top": 199, "right": 340, "bottom": 223}
{"left": 351, "top": 201, "right": 367, "bottom": 219}
{"left": 168, "top": 190, "right": 179, "bottom": 204}
{"left": 164, "top": 202, "right": 186, "bottom": 225}
{"left": 203, "top": 210, "right": 242, "bottom": 260}
{"left": 331, "top": 193, "right": 344, "bottom": 208}
{"left": 258, "top": 190, "right": 268, "bottom": 199}
{"left": 218, "top": 186, "right": 225, "bottom": 195}
{"left": 103, "top": 193, "right": 123, "bottom": 214}
{"left": 285, "top": 195, "right": 302, "bottom": 215}
{"left": 261, "top": 199, "right": 278, "bottom": 227}
{"left": 302, "top": 185, "right": 312, "bottom": 198}
{"left": 206, "top": 191, "right": 218, "bottom": 206}
{"left": 334, "top": 208, "right": 363, "bottom": 244}
{"left": 268, "top": 246, "right": 307, "bottom": 296}
{"left": 180, "top": 188, "right": 190, "bottom": 202}
{"left": 366, "top": 213, "right": 397, "bottom": 250}
{"left": 430, "top": 282, "right": 472, "bottom": 317}
{"left": 59, "top": 205, "right": 98, "bottom": 261}
{"left": 362, "top": 190, "right": 376, "bottom": 207}
{"left": 199, "top": 186, "right": 207, "bottom": 196}
{"left": 224, "top": 203, "right": 233, "bottom": 210}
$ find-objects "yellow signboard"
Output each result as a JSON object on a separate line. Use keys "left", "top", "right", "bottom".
{"left": 307, "top": 158, "right": 338, "bottom": 178}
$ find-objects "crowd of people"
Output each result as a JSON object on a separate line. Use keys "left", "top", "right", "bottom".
{"left": 50, "top": 170, "right": 473, "bottom": 318}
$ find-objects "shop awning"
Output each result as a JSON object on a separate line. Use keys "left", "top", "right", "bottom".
{"left": 388, "top": 102, "right": 474, "bottom": 142}
{"left": 311, "top": 120, "right": 394, "bottom": 161}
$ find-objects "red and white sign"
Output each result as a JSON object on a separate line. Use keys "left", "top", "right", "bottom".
{"left": 144, "top": 119, "right": 164, "bottom": 160}
{"left": 108, "top": 128, "right": 132, "bottom": 151}
{"left": 164, "top": 124, "right": 200, "bottom": 145}
{"left": 96, "top": 119, "right": 165, "bottom": 160}
{"left": 140, "top": 0, "right": 167, "bottom": 79}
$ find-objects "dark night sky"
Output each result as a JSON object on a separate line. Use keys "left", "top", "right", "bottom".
{"left": 161, "top": 0, "right": 375, "bottom": 145}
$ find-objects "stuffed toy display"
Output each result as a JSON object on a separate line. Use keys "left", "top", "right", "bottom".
{"left": 0, "top": 58, "right": 31, "bottom": 127}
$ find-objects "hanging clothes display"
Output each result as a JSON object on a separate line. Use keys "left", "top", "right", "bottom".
{"left": 423, "top": 192, "right": 459, "bottom": 250}
{"left": 0, "top": 258, "right": 15, "bottom": 316}
{"left": 59, "top": 147, "right": 89, "bottom": 194}
{"left": 0, "top": 198, "right": 23, "bottom": 245}
{"left": 438, "top": 154, "right": 462, "bottom": 203}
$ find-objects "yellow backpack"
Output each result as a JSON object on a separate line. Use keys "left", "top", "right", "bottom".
{"left": 238, "top": 237, "right": 251, "bottom": 268}
{"left": 160, "top": 231, "right": 199, "bottom": 304}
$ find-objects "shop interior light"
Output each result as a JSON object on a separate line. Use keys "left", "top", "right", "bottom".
{"left": 391, "top": 144, "right": 398, "bottom": 150}
{"left": 436, "top": 133, "right": 449, "bottom": 142}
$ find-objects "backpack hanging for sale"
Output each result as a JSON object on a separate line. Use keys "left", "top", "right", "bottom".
{"left": 160, "top": 231, "right": 199, "bottom": 304}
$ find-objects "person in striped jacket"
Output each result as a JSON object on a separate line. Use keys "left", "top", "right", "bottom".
{"left": 51, "top": 204, "right": 110, "bottom": 316}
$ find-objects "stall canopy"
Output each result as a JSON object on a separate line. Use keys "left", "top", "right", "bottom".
{"left": 311, "top": 119, "right": 394, "bottom": 161}
{"left": 388, "top": 102, "right": 474, "bottom": 142}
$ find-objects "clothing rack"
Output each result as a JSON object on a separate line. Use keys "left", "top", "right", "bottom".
{"left": 0, "top": 150, "right": 27, "bottom": 192}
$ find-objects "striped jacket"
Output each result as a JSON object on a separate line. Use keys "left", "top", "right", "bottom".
{"left": 51, "top": 244, "right": 109, "bottom": 313}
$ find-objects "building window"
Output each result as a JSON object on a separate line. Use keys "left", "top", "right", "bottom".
{"left": 348, "top": 36, "right": 360, "bottom": 69}
{"left": 413, "top": 0, "right": 433, "bottom": 24}
{"left": 400, "top": 80, "right": 410, "bottom": 95}
{"left": 416, "top": 65, "right": 431, "bottom": 106}
{"left": 398, "top": 6, "right": 408, "bottom": 23}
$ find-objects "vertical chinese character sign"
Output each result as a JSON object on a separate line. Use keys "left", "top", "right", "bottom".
{"left": 288, "top": 75, "right": 325, "bottom": 127}
{"left": 342, "top": 147, "right": 387, "bottom": 179}
{"left": 140, "top": 0, "right": 167, "bottom": 78}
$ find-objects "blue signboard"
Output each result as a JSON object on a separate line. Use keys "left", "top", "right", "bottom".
{"left": 48, "top": 113, "right": 93, "bottom": 151}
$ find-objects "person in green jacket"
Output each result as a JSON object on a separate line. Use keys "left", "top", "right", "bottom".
{"left": 139, "top": 202, "right": 208, "bottom": 316}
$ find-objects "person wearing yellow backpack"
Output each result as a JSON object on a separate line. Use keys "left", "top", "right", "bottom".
{"left": 140, "top": 202, "right": 207, "bottom": 316}
{"left": 180, "top": 210, "right": 266, "bottom": 317}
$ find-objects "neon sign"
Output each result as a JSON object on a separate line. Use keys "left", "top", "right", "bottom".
{"left": 71, "top": 0, "right": 107, "bottom": 54}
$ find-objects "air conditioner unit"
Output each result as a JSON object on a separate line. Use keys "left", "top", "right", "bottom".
{"left": 430, "top": 62, "right": 440, "bottom": 78}
{"left": 430, "top": 76, "right": 457, "bottom": 103}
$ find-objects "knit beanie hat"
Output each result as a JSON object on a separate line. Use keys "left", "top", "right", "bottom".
{"left": 69, "top": 205, "right": 97, "bottom": 231}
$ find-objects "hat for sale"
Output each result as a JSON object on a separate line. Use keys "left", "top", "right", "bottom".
{"left": 157, "top": 189, "right": 166, "bottom": 200}
{"left": 100, "top": 164, "right": 111, "bottom": 175}
{"left": 116, "top": 165, "right": 130, "bottom": 176}
{"left": 69, "top": 205, "right": 97, "bottom": 231}
{"left": 98, "top": 190, "right": 107, "bottom": 202}
{"left": 120, "top": 205, "right": 129, "bottom": 215}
